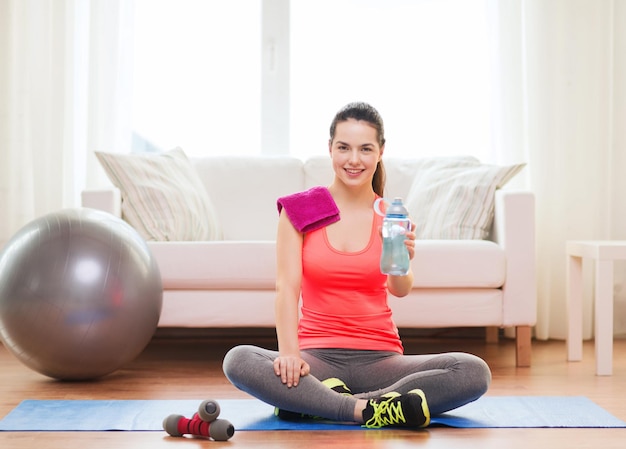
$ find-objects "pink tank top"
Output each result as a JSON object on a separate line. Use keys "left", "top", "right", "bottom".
{"left": 298, "top": 210, "right": 404, "bottom": 354}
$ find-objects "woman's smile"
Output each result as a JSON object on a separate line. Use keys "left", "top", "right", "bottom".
{"left": 345, "top": 167, "right": 365, "bottom": 177}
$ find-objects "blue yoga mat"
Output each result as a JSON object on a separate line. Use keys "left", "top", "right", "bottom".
{"left": 0, "top": 396, "right": 624, "bottom": 431}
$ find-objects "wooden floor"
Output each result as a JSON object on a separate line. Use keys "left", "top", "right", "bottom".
{"left": 1, "top": 330, "right": 626, "bottom": 448}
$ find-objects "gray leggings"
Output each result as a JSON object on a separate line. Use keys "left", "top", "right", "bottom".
{"left": 222, "top": 345, "right": 491, "bottom": 423}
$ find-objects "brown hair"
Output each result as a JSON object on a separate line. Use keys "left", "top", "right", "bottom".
{"left": 329, "top": 102, "right": 386, "bottom": 196}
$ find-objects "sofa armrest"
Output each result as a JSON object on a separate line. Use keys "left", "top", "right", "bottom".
{"left": 81, "top": 189, "right": 122, "bottom": 218}
{"left": 491, "top": 190, "right": 537, "bottom": 326}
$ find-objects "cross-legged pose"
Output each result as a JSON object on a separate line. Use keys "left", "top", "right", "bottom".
{"left": 223, "top": 102, "right": 491, "bottom": 428}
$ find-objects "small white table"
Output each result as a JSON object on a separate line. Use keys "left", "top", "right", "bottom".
{"left": 566, "top": 240, "right": 626, "bottom": 376}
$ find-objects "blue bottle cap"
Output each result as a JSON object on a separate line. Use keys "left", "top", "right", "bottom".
{"left": 386, "top": 197, "right": 408, "bottom": 217}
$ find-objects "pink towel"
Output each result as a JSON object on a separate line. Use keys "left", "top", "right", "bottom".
{"left": 277, "top": 186, "right": 340, "bottom": 233}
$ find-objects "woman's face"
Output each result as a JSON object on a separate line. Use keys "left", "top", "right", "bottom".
{"left": 328, "top": 118, "right": 384, "bottom": 190}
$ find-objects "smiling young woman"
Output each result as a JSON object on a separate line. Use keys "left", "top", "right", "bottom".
{"left": 222, "top": 102, "right": 491, "bottom": 429}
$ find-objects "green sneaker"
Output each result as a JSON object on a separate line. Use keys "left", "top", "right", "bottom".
{"left": 274, "top": 378, "right": 351, "bottom": 421}
{"left": 319, "top": 377, "right": 351, "bottom": 395}
{"left": 362, "top": 389, "right": 430, "bottom": 428}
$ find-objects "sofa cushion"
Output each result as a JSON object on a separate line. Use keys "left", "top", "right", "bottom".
{"left": 148, "top": 241, "right": 277, "bottom": 289}
{"left": 383, "top": 156, "right": 481, "bottom": 199}
{"left": 95, "top": 148, "right": 222, "bottom": 241}
{"left": 148, "top": 239, "right": 503, "bottom": 289}
{"left": 303, "top": 156, "right": 334, "bottom": 188}
{"left": 405, "top": 158, "right": 525, "bottom": 239}
{"left": 193, "top": 156, "right": 305, "bottom": 241}
{"left": 411, "top": 240, "right": 505, "bottom": 287}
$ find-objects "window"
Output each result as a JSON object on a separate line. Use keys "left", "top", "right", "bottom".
{"left": 132, "top": 0, "right": 491, "bottom": 160}
{"left": 132, "top": 0, "right": 261, "bottom": 156}
{"left": 290, "top": 0, "right": 492, "bottom": 160}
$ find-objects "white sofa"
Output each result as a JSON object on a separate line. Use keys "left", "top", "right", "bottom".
{"left": 82, "top": 155, "right": 536, "bottom": 367}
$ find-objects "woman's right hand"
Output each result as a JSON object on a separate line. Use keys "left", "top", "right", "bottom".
{"left": 273, "top": 355, "right": 310, "bottom": 388}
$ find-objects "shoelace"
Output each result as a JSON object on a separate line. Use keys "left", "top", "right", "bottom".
{"left": 364, "top": 397, "right": 406, "bottom": 428}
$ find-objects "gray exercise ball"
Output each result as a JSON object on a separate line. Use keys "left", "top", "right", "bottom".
{"left": 0, "top": 208, "right": 162, "bottom": 380}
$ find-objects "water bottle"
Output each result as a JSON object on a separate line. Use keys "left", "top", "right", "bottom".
{"left": 378, "top": 197, "right": 411, "bottom": 276}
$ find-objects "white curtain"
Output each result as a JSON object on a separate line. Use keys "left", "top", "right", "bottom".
{"left": 491, "top": 0, "right": 626, "bottom": 339}
{"left": 0, "top": 0, "right": 133, "bottom": 248}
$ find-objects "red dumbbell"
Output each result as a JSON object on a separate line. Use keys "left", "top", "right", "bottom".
{"left": 163, "top": 399, "right": 234, "bottom": 441}
{"left": 196, "top": 399, "right": 221, "bottom": 422}
{"left": 163, "top": 414, "right": 234, "bottom": 441}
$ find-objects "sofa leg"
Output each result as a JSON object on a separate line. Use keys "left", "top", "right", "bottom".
{"left": 485, "top": 326, "right": 499, "bottom": 343}
{"left": 515, "top": 325, "right": 532, "bottom": 367}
